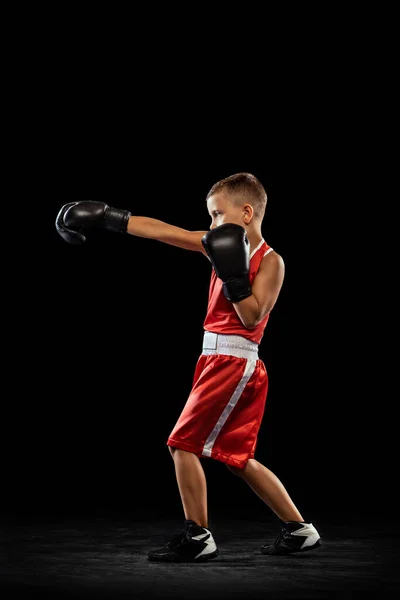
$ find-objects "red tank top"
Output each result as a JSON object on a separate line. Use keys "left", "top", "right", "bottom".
{"left": 203, "top": 239, "right": 273, "bottom": 345}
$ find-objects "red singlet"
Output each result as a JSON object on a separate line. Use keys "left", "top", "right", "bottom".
{"left": 167, "top": 239, "right": 274, "bottom": 468}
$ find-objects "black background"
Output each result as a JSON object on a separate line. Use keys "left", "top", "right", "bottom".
{"left": 10, "top": 147, "right": 376, "bottom": 528}
{"left": 3, "top": 14, "right": 385, "bottom": 531}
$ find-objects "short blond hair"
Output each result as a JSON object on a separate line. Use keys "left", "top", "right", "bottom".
{"left": 206, "top": 172, "right": 267, "bottom": 220}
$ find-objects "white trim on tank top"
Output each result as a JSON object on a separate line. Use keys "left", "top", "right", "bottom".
{"left": 250, "top": 238, "right": 265, "bottom": 259}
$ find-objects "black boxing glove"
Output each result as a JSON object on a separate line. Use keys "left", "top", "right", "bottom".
{"left": 202, "top": 223, "right": 252, "bottom": 303}
{"left": 55, "top": 201, "right": 132, "bottom": 245}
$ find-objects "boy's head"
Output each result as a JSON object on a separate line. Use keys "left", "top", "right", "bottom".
{"left": 206, "top": 172, "right": 267, "bottom": 230}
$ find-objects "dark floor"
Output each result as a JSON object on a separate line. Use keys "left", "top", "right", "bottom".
{"left": 0, "top": 514, "right": 398, "bottom": 599}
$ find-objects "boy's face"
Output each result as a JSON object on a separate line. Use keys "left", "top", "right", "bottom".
{"left": 206, "top": 192, "right": 250, "bottom": 230}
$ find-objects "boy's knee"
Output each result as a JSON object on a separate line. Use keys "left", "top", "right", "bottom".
{"left": 226, "top": 463, "right": 245, "bottom": 477}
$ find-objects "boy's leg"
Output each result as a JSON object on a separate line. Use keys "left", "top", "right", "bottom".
{"left": 146, "top": 447, "right": 218, "bottom": 562}
{"left": 227, "top": 458, "right": 303, "bottom": 522}
{"left": 227, "top": 459, "right": 322, "bottom": 554}
{"left": 170, "top": 447, "right": 208, "bottom": 527}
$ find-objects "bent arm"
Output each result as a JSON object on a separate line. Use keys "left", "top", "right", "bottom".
{"left": 127, "top": 216, "right": 208, "bottom": 253}
{"left": 233, "top": 251, "right": 285, "bottom": 328}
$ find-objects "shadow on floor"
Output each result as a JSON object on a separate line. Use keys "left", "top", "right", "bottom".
{"left": 0, "top": 514, "right": 397, "bottom": 599}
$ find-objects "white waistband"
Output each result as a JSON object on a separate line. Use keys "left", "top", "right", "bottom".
{"left": 202, "top": 331, "right": 259, "bottom": 360}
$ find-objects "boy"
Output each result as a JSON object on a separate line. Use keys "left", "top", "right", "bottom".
{"left": 55, "top": 172, "right": 322, "bottom": 561}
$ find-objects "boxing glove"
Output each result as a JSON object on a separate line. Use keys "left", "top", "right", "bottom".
{"left": 55, "top": 201, "right": 132, "bottom": 245}
{"left": 202, "top": 223, "right": 252, "bottom": 303}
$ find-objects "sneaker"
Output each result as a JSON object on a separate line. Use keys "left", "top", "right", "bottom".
{"left": 261, "top": 520, "right": 322, "bottom": 555}
{"left": 147, "top": 520, "right": 219, "bottom": 562}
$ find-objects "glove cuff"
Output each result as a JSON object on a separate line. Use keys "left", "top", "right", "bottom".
{"left": 223, "top": 277, "right": 252, "bottom": 303}
{"left": 104, "top": 207, "right": 132, "bottom": 233}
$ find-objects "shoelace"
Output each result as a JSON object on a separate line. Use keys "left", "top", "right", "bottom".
{"left": 166, "top": 530, "right": 190, "bottom": 549}
{"left": 274, "top": 527, "right": 291, "bottom": 546}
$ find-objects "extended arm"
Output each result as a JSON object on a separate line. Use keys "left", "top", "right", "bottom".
{"left": 55, "top": 200, "right": 207, "bottom": 253}
{"left": 127, "top": 216, "right": 207, "bottom": 253}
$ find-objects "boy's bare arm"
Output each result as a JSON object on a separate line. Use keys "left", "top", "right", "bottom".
{"left": 232, "top": 251, "right": 285, "bottom": 329}
{"left": 55, "top": 200, "right": 208, "bottom": 252}
{"left": 127, "top": 216, "right": 208, "bottom": 253}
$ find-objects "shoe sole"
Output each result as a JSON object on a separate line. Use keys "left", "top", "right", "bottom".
{"left": 261, "top": 538, "right": 322, "bottom": 555}
{"left": 147, "top": 549, "right": 219, "bottom": 563}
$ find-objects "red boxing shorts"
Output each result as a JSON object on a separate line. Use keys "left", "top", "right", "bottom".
{"left": 167, "top": 331, "right": 268, "bottom": 468}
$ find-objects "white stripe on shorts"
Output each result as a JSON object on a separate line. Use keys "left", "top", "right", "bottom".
{"left": 201, "top": 358, "right": 257, "bottom": 458}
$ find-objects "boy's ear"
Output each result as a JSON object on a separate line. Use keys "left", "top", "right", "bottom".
{"left": 242, "top": 203, "right": 254, "bottom": 224}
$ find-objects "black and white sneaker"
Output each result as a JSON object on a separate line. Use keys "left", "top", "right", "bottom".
{"left": 147, "top": 520, "right": 219, "bottom": 562}
{"left": 261, "top": 520, "right": 322, "bottom": 555}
